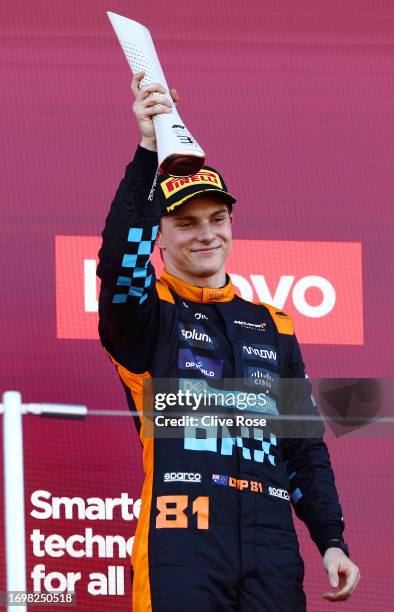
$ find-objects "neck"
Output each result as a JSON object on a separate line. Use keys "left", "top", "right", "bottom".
{"left": 163, "top": 262, "right": 227, "bottom": 288}
{"left": 160, "top": 268, "right": 235, "bottom": 303}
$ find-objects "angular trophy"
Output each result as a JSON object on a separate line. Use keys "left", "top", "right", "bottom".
{"left": 107, "top": 11, "right": 206, "bottom": 177}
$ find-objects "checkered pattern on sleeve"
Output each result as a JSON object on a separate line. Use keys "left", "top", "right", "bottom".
{"left": 112, "top": 224, "right": 159, "bottom": 305}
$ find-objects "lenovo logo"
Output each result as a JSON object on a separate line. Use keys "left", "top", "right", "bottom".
{"left": 231, "top": 274, "right": 335, "bottom": 318}
{"left": 55, "top": 237, "right": 363, "bottom": 344}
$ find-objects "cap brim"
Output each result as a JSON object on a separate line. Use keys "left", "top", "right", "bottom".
{"left": 164, "top": 188, "right": 236, "bottom": 214}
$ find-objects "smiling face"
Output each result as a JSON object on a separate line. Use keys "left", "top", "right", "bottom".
{"left": 156, "top": 195, "right": 233, "bottom": 288}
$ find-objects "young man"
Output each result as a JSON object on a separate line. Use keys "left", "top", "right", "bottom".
{"left": 97, "top": 73, "right": 360, "bottom": 611}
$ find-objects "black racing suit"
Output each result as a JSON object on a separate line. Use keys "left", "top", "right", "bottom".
{"left": 97, "top": 146, "right": 347, "bottom": 612}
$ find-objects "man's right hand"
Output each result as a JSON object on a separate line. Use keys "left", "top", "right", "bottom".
{"left": 131, "top": 72, "right": 179, "bottom": 152}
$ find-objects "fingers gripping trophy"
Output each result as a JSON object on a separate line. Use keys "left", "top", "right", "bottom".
{"left": 107, "top": 12, "right": 206, "bottom": 177}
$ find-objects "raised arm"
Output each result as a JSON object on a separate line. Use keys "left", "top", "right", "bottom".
{"left": 96, "top": 73, "right": 178, "bottom": 373}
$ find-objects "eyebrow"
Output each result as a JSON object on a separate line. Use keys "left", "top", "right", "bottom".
{"left": 174, "top": 207, "right": 228, "bottom": 221}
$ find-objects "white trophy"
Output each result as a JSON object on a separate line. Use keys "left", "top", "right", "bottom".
{"left": 107, "top": 11, "right": 206, "bottom": 177}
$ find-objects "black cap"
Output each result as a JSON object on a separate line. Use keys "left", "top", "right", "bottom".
{"left": 155, "top": 165, "right": 236, "bottom": 215}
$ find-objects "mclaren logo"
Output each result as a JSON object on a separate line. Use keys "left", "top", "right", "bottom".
{"left": 234, "top": 320, "right": 267, "bottom": 332}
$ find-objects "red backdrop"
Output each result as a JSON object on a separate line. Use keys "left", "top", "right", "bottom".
{"left": 1, "top": 1, "right": 394, "bottom": 609}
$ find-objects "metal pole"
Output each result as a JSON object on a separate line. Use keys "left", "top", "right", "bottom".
{"left": 1, "top": 392, "right": 88, "bottom": 610}
{"left": 3, "top": 390, "right": 27, "bottom": 612}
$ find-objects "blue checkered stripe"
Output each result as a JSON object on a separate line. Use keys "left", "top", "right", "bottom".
{"left": 288, "top": 471, "right": 303, "bottom": 504}
{"left": 235, "top": 431, "right": 277, "bottom": 465}
{"left": 112, "top": 225, "right": 159, "bottom": 305}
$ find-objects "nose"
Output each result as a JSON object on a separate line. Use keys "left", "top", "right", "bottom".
{"left": 196, "top": 222, "right": 215, "bottom": 243}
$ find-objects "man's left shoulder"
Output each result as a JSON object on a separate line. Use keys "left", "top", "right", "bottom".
{"left": 255, "top": 301, "right": 295, "bottom": 336}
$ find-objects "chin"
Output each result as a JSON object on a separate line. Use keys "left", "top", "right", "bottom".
{"left": 192, "top": 263, "right": 222, "bottom": 278}
{"left": 191, "top": 252, "right": 228, "bottom": 277}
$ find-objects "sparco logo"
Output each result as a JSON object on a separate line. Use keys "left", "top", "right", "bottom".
{"left": 268, "top": 486, "right": 290, "bottom": 501}
{"left": 243, "top": 345, "right": 277, "bottom": 362}
{"left": 164, "top": 472, "right": 202, "bottom": 483}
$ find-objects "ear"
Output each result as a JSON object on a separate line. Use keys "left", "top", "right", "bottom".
{"left": 155, "top": 229, "right": 165, "bottom": 249}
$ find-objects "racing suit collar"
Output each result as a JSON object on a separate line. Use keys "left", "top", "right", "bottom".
{"left": 160, "top": 268, "right": 235, "bottom": 303}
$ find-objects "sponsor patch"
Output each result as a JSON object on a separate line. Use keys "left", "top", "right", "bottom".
{"left": 164, "top": 472, "right": 202, "bottom": 483}
{"left": 194, "top": 312, "right": 208, "bottom": 320}
{"left": 268, "top": 486, "right": 290, "bottom": 501}
{"left": 212, "top": 474, "right": 264, "bottom": 493}
{"left": 242, "top": 344, "right": 278, "bottom": 365}
{"left": 234, "top": 320, "right": 267, "bottom": 332}
{"left": 178, "top": 349, "right": 223, "bottom": 378}
{"left": 179, "top": 323, "right": 216, "bottom": 350}
{"left": 244, "top": 366, "right": 279, "bottom": 391}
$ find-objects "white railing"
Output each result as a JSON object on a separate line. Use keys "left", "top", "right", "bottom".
{"left": 0, "top": 391, "right": 87, "bottom": 612}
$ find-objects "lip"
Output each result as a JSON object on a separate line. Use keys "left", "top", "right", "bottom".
{"left": 190, "top": 245, "right": 221, "bottom": 253}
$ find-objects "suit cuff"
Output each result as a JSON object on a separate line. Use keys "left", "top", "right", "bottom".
{"left": 312, "top": 524, "right": 346, "bottom": 556}
{"left": 129, "top": 145, "right": 159, "bottom": 177}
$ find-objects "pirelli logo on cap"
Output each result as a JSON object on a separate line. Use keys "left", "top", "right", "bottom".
{"left": 161, "top": 170, "right": 223, "bottom": 199}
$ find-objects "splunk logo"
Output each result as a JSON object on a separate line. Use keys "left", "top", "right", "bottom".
{"left": 179, "top": 324, "right": 216, "bottom": 350}
{"left": 55, "top": 236, "right": 363, "bottom": 344}
{"left": 181, "top": 328, "right": 212, "bottom": 343}
{"left": 242, "top": 344, "right": 278, "bottom": 365}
